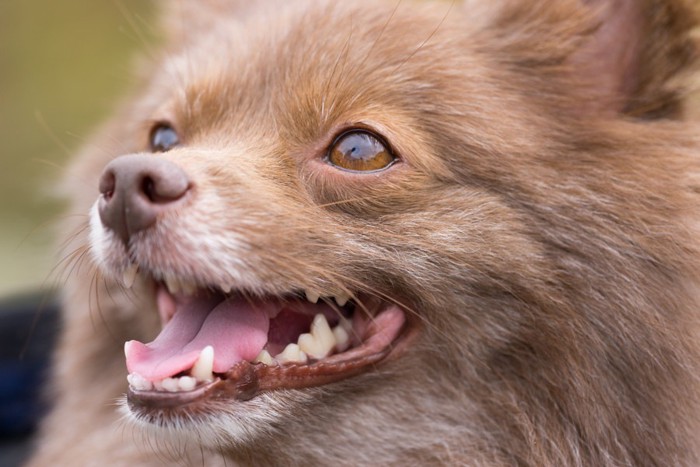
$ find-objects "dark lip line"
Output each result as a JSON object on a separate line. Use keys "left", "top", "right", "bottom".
{"left": 126, "top": 313, "right": 417, "bottom": 413}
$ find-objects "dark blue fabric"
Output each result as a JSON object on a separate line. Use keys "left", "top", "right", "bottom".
{"left": 0, "top": 294, "right": 59, "bottom": 438}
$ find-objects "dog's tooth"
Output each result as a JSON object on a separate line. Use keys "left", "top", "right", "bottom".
{"left": 275, "top": 343, "right": 308, "bottom": 364}
{"left": 220, "top": 282, "right": 232, "bottom": 294}
{"left": 178, "top": 376, "right": 197, "bottom": 392}
{"left": 181, "top": 280, "right": 196, "bottom": 296}
{"left": 334, "top": 293, "right": 350, "bottom": 307}
{"left": 124, "top": 341, "right": 133, "bottom": 358}
{"left": 333, "top": 325, "right": 350, "bottom": 352}
{"left": 160, "top": 377, "right": 180, "bottom": 392}
{"left": 339, "top": 317, "right": 352, "bottom": 332}
{"left": 164, "top": 274, "right": 180, "bottom": 294}
{"left": 123, "top": 264, "right": 138, "bottom": 288}
{"left": 298, "top": 332, "right": 328, "bottom": 359}
{"left": 127, "top": 373, "right": 153, "bottom": 391}
{"left": 305, "top": 290, "right": 320, "bottom": 304}
{"left": 254, "top": 349, "right": 273, "bottom": 365}
{"left": 191, "top": 345, "right": 215, "bottom": 382}
{"left": 153, "top": 379, "right": 164, "bottom": 391}
{"left": 310, "top": 314, "right": 336, "bottom": 353}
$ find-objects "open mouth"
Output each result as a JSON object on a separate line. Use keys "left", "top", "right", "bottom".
{"left": 122, "top": 266, "right": 410, "bottom": 413}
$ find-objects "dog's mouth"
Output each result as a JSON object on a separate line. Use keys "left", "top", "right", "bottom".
{"left": 123, "top": 268, "right": 410, "bottom": 413}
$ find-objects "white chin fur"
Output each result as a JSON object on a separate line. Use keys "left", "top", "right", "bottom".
{"left": 118, "top": 393, "right": 285, "bottom": 450}
{"left": 88, "top": 201, "right": 112, "bottom": 270}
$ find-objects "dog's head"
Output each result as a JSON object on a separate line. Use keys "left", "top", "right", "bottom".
{"left": 68, "top": 0, "right": 700, "bottom": 463}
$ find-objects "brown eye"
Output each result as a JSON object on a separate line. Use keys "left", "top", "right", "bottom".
{"left": 149, "top": 124, "right": 180, "bottom": 152}
{"left": 327, "top": 130, "right": 395, "bottom": 172}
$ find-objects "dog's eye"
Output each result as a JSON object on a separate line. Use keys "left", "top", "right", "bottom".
{"left": 327, "top": 131, "right": 395, "bottom": 172}
{"left": 149, "top": 124, "right": 180, "bottom": 152}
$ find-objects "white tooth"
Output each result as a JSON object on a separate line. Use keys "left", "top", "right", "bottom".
{"left": 334, "top": 293, "right": 350, "bottom": 307}
{"left": 191, "top": 345, "right": 215, "bottom": 382}
{"left": 298, "top": 332, "right": 330, "bottom": 359}
{"left": 298, "top": 333, "right": 321, "bottom": 358}
{"left": 124, "top": 341, "right": 133, "bottom": 358}
{"left": 305, "top": 290, "right": 320, "bottom": 304}
{"left": 123, "top": 264, "right": 138, "bottom": 288}
{"left": 333, "top": 325, "right": 350, "bottom": 352}
{"left": 310, "top": 314, "right": 336, "bottom": 354}
{"left": 220, "top": 283, "right": 232, "bottom": 294}
{"left": 181, "top": 281, "right": 196, "bottom": 296}
{"left": 161, "top": 377, "right": 180, "bottom": 392}
{"left": 127, "top": 373, "right": 153, "bottom": 391}
{"left": 275, "top": 343, "right": 308, "bottom": 363}
{"left": 339, "top": 317, "right": 352, "bottom": 332}
{"left": 254, "top": 350, "right": 273, "bottom": 365}
{"left": 178, "top": 376, "right": 197, "bottom": 392}
{"left": 153, "top": 379, "right": 164, "bottom": 391}
{"left": 165, "top": 274, "right": 180, "bottom": 294}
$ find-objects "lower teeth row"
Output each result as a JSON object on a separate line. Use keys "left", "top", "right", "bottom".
{"left": 127, "top": 313, "right": 353, "bottom": 393}
{"left": 257, "top": 313, "right": 351, "bottom": 365}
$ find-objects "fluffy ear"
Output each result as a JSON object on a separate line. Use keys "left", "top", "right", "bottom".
{"left": 571, "top": 0, "right": 698, "bottom": 117}
{"left": 481, "top": 0, "right": 698, "bottom": 118}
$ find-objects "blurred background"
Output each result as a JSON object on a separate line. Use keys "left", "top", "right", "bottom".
{"left": 0, "top": 0, "right": 155, "bottom": 299}
{"left": 0, "top": 1, "right": 155, "bottom": 464}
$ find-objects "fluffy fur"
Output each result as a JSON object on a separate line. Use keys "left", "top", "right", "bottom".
{"left": 29, "top": 0, "right": 700, "bottom": 465}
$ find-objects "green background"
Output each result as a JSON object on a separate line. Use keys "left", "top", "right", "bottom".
{"left": 0, "top": 0, "right": 154, "bottom": 297}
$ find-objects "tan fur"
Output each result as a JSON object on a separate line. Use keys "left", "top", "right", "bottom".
{"left": 28, "top": 0, "right": 700, "bottom": 465}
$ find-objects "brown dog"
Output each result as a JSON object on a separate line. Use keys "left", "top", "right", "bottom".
{"left": 28, "top": 0, "right": 700, "bottom": 465}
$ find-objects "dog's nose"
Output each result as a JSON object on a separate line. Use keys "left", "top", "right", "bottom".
{"left": 98, "top": 154, "right": 190, "bottom": 244}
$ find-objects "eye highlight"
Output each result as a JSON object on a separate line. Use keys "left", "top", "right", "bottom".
{"left": 149, "top": 123, "right": 180, "bottom": 152}
{"left": 326, "top": 130, "right": 395, "bottom": 172}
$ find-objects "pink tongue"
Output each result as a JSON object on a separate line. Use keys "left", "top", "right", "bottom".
{"left": 126, "top": 295, "right": 273, "bottom": 382}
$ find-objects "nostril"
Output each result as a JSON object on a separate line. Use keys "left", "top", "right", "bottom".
{"left": 99, "top": 170, "right": 116, "bottom": 201}
{"left": 139, "top": 169, "right": 190, "bottom": 204}
{"left": 142, "top": 176, "right": 157, "bottom": 203}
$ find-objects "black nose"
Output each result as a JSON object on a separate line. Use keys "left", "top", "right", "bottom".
{"left": 98, "top": 154, "right": 190, "bottom": 244}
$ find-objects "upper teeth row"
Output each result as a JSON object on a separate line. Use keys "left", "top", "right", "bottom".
{"left": 121, "top": 266, "right": 352, "bottom": 307}
{"left": 304, "top": 290, "right": 351, "bottom": 307}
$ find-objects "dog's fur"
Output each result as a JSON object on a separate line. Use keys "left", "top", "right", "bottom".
{"left": 29, "top": 0, "right": 700, "bottom": 465}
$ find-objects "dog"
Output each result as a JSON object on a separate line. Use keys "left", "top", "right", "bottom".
{"left": 28, "top": 0, "right": 700, "bottom": 465}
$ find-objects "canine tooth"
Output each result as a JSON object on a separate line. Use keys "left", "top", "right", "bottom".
{"left": 275, "top": 343, "right": 308, "bottom": 363}
{"left": 298, "top": 332, "right": 329, "bottom": 359}
{"left": 124, "top": 341, "right": 133, "bottom": 358}
{"left": 123, "top": 264, "right": 138, "bottom": 288}
{"left": 161, "top": 377, "right": 180, "bottom": 392}
{"left": 305, "top": 290, "right": 320, "bottom": 304}
{"left": 178, "top": 376, "right": 197, "bottom": 392}
{"left": 310, "top": 314, "right": 336, "bottom": 353}
{"left": 220, "top": 283, "right": 232, "bottom": 294}
{"left": 164, "top": 274, "right": 180, "bottom": 294}
{"left": 254, "top": 350, "right": 273, "bottom": 365}
{"left": 333, "top": 325, "right": 350, "bottom": 352}
{"left": 191, "top": 345, "right": 215, "bottom": 382}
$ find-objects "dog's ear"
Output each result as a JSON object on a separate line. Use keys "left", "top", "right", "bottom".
{"left": 571, "top": 0, "right": 698, "bottom": 117}
{"left": 484, "top": 0, "right": 698, "bottom": 118}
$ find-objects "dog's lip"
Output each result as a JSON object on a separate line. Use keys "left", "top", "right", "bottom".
{"left": 126, "top": 305, "right": 415, "bottom": 411}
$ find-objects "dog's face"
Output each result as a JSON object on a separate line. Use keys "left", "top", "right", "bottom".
{"left": 62, "top": 0, "right": 700, "bottom": 464}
